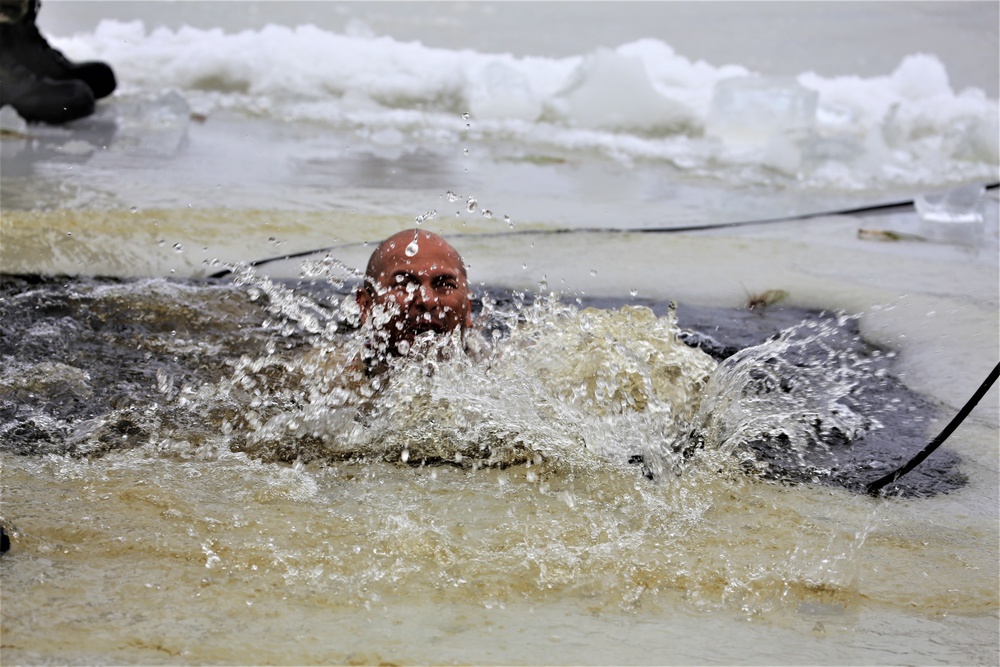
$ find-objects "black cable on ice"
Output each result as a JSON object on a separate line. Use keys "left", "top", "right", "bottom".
{"left": 210, "top": 182, "right": 999, "bottom": 279}
{"left": 866, "top": 362, "right": 1000, "bottom": 496}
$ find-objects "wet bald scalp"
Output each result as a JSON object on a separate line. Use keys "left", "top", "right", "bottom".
{"left": 365, "top": 229, "right": 467, "bottom": 286}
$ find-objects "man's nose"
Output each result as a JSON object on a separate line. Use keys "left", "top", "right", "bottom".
{"left": 412, "top": 283, "right": 438, "bottom": 308}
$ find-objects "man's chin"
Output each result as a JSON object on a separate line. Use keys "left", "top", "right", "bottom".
{"left": 392, "top": 328, "right": 460, "bottom": 356}
{"left": 412, "top": 323, "right": 446, "bottom": 336}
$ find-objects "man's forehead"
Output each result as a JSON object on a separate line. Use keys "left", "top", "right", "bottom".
{"left": 372, "top": 235, "right": 466, "bottom": 277}
{"left": 384, "top": 260, "right": 462, "bottom": 273}
{"left": 377, "top": 255, "right": 465, "bottom": 278}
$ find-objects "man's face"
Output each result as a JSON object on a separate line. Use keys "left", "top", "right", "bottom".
{"left": 357, "top": 231, "right": 472, "bottom": 355}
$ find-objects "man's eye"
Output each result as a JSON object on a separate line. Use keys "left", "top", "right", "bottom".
{"left": 392, "top": 275, "right": 417, "bottom": 291}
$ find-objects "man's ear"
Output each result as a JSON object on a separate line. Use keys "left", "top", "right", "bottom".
{"left": 356, "top": 285, "right": 372, "bottom": 325}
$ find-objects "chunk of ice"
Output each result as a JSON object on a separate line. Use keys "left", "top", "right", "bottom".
{"left": 0, "top": 105, "right": 28, "bottom": 134}
{"left": 553, "top": 48, "right": 693, "bottom": 132}
{"left": 112, "top": 90, "right": 191, "bottom": 157}
{"left": 705, "top": 76, "right": 818, "bottom": 147}
{"left": 467, "top": 61, "right": 542, "bottom": 122}
{"left": 915, "top": 183, "right": 986, "bottom": 224}
{"left": 915, "top": 183, "right": 986, "bottom": 245}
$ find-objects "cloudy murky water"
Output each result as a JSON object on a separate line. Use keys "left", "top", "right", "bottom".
{"left": 2, "top": 259, "right": 996, "bottom": 664}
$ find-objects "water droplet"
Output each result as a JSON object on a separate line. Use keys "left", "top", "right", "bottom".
{"left": 129, "top": 206, "right": 139, "bottom": 214}
{"left": 521, "top": 263, "right": 528, "bottom": 270}
{"left": 66, "top": 232, "right": 72, "bottom": 237}
{"left": 481, "top": 209, "right": 493, "bottom": 219}
{"left": 173, "top": 243, "right": 184, "bottom": 253}
{"left": 405, "top": 240, "right": 419, "bottom": 257}
{"left": 158, "top": 239, "right": 166, "bottom": 247}
{"left": 462, "top": 112, "right": 470, "bottom": 120}
{"left": 504, "top": 215, "right": 514, "bottom": 228}
{"left": 463, "top": 148, "right": 470, "bottom": 156}
{"left": 629, "top": 289, "right": 639, "bottom": 297}
{"left": 466, "top": 197, "right": 478, "bottom": 213}
{"left": 415, "top": 209, "right": 437, "bottom": 224}
{"left": 446, "top": 190, "right": 460, "bottom": 203}
{"left": 590, "top": 269, "right": 598, "bottom": 277}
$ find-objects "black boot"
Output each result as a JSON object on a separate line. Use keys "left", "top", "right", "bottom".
{"left": 0, "top": 0, "right": 29, "bottom": 23}
{"left": 0, "top": 45, "right": 94, "bottom": 124}
{"left": 2, "top": 0, "right": 115, "bottom": 99}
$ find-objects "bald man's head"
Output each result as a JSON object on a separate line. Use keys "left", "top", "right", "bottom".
{"left": 357, "top": 230, "right": 472, "bottom": 356}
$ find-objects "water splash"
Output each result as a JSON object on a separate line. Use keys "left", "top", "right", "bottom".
{"left": 213, "top": 285, "right": 722, "bottom": 482}
{"left": 696, "top": 313, "right": 883, "bottom": 487}
{"left": 1, "top": 272, "right": 956, "bottom": 496}
{"left": 414, "top": 209, "right": 437, "bottom": 225}
{"left": 0, "top": 273, "right": 976, "bottom": 623}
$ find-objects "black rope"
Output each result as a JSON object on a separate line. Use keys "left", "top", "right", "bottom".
{"left": 209, "top": 182, "right": 999, "bottom": 278}
{"left": 866, "top": 362, "right": 1000, "bottom": 496}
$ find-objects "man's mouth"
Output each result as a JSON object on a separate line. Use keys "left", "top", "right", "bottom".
{"left": 409, "top": 320, "right": 445, "bottom": 334}
{"left": 406, "top": 314, "right": 447, "bottom": 334}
